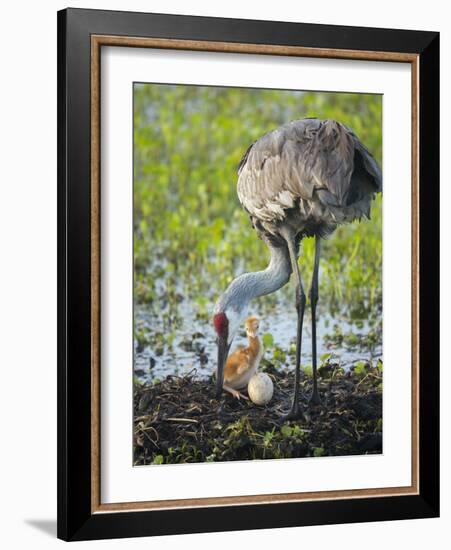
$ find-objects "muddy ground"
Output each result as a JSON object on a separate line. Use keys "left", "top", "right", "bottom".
{"left": 134, "top": 359, "right": 382, "bottom": 466}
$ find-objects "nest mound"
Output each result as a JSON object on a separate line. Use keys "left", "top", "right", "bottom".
{"left": 134, "top": 362, "right": 382, "bottom": 466}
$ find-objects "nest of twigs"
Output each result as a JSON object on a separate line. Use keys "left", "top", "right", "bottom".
{"left": 134, "top": 360, "right": 382, "bottom": 466}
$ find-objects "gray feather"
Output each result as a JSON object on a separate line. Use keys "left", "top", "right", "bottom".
{"left": 237, "top": 118, "right": 382, "bottom": 239}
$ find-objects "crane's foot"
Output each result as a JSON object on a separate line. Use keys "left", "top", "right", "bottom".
{"left": 280, "top": 402, "right": 304, "bottom": 422}
{"left": 309, "top": 389, "right": 321, "bottom": 407}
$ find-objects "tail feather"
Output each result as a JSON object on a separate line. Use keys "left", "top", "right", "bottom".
{"left": 345, "top": 146, "right": 382, "bottom": 207}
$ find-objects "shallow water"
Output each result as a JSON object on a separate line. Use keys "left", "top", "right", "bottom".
{"left": 134, "top": 302, "right": 382, "bottom": 385}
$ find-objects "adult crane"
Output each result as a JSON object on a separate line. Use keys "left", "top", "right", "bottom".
{"left": 213, "top": 118, "right": 382, "bottom": 420}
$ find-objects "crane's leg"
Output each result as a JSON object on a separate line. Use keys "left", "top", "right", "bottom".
{"left": 309, "top": 236, "right": 321, "bottom": 406}
{"left": 282, "top": 233, "right": 306, "bottom": 421}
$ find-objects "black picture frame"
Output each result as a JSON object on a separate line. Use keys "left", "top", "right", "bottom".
{"left": 57, "top": 7, "right": 439, "bottom": 541}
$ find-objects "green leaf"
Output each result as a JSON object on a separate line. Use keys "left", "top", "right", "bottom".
{"left": 353, "top": 361, "right": 367, "bottom": 376}
{"left": 302, "top": 364, "right": 313, "bottom": 376}
{"left": 280, "top": 425, "right": 293, "bottom": 438}
{"left": 291, "top": 425, "right": 303, "bottom": 437}
{"left": 262, "top": 333, "right": 274, "bottom": 348}
{"left": 263, "top": 430, "right": 275, "bottom": 446}
{"left": 313, "top": 447, "right": 325, "bottom": 457}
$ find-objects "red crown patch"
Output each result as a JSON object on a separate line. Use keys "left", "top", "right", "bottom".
{"left": 213, "top": 312, "right": 228, "bottom": 337}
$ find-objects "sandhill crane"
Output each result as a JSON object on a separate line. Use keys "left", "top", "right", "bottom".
{"left": 213, "top": 118, "right": 382, "bottom": 420}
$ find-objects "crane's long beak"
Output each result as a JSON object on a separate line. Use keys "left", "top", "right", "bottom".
{"left": 216, "top": 336, "right": 230, "bottom": 398}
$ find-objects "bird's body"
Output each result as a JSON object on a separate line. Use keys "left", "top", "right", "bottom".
{"left": 237, "top": 118, "right": 381, "bottom": 245}
{"left": 223, "top": 316, "right": 263, "bottom": 400}
{"left": 214, "top": 118, "right": 382, "bottom": 419}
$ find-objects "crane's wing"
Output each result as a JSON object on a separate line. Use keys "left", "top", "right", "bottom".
{"left": 237, "top": 119, "right": 381, "bottom": 223}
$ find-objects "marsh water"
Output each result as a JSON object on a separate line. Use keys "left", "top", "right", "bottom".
{"left": 134, "top": 303, "right": 382, "bottom": 385}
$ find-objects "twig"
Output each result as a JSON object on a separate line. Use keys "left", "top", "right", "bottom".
{"left": 165, "top": 417, "right": 199, "bottom": 424}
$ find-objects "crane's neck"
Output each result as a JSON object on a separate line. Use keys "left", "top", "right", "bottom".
{"left": 215, "top": 245, "right": 291, "bottom": 334}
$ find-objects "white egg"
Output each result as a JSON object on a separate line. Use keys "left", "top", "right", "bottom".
{"left": 248, "top": 372, "right": 274, "bottom": 406}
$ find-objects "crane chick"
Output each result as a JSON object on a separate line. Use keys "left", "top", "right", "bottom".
{"left": 222, "top": 316, "right": 263, "bottom": 400}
